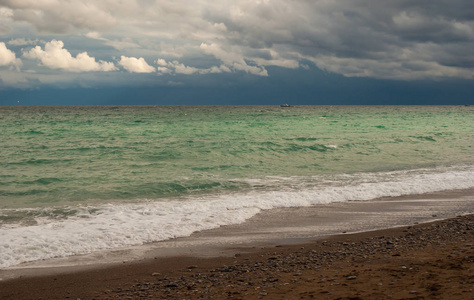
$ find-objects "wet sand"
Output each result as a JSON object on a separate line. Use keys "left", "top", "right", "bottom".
{"left": 0, "top": 189, "right": 473, "bottom": 299}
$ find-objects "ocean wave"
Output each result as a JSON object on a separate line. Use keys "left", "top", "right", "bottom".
{"left": 0, "top": 165, "right": 473, "bottom": 268}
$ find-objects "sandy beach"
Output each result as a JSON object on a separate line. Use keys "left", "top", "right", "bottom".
{"left": 0, "top": 189, "right": 472, "bottom": 299}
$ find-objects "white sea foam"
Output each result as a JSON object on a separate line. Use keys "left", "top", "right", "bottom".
{"left": 1, "top": 165, "right": 473, "bottom": 268}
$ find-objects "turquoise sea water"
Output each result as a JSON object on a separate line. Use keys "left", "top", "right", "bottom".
{"left": 0, "top": 105, "right": 473, "bottom": 267}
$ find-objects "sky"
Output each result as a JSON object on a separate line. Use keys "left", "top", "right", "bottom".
{"left": 0, "top": 0, "right": 473, "bottom": 105}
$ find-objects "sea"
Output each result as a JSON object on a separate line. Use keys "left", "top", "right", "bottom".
{"left": 1, "top": 105, "right": 473, "bottom": 268}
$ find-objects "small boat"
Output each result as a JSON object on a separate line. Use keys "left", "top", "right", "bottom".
{"left": 280, "top": 104, "right": 292, "bottom": 107}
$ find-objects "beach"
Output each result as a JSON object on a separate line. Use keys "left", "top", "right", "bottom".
{"left": 1, "top": 0, "right": 472, "bottom": 296}
{"left": 1, "top": 189, "right": 472, "bottom": 299}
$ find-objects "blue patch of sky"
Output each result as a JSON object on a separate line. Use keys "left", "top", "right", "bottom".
{"left": 1, "top": 65, "right": 472, "bottom": 106}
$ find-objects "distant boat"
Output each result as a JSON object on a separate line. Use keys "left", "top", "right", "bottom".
{"left": 280, "top": 104, "right": 292, "bottom": 107}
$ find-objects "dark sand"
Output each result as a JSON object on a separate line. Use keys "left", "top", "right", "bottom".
{"left": 0, "top": 189, "right": 473, "bottom": 299}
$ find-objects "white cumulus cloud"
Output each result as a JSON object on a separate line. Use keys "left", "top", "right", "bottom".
{"left": 155, "top": 59, "right": 233, "bottom": 75}
{"left": 0, "top": 42, "right": 22, "bottom": 69}
{"left": 200, "top": 43, "right": 268, "bottom": 76}
{"left": 118, "top": 56, "right": 156, "bottom": 73}
{"left": 171, "top": 62, "right": 199, "bottom": 75}
{"left": 23, "top": 40, "right": 117, "bottom": 72}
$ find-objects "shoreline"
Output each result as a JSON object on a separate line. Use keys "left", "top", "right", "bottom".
{"left": 0, "top": 216, "right": 472, "bottom": 299}
{"left": 2, "top": 188, "right": 472, "bottom": 273}
{"left": 0, "top": 188, "right": 473, "bottom": 299}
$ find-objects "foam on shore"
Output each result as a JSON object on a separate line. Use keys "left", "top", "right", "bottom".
{"left": 1, "top": 166, "right": 473, "bottom": 269}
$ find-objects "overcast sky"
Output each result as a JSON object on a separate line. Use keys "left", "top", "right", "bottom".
{"left": 0, "top": 0, "right": 473, "bottom": 105}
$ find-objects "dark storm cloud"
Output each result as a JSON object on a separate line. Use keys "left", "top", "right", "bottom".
{"left": 203, "top": 0, "right": 473, "bottom": 79}
{"left": 0, "top": 0, "right": 472, "bottom": 88}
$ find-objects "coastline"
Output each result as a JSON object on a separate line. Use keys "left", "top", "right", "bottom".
{"left": 0, "top": 188, "right": 473, "bottom": 299}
